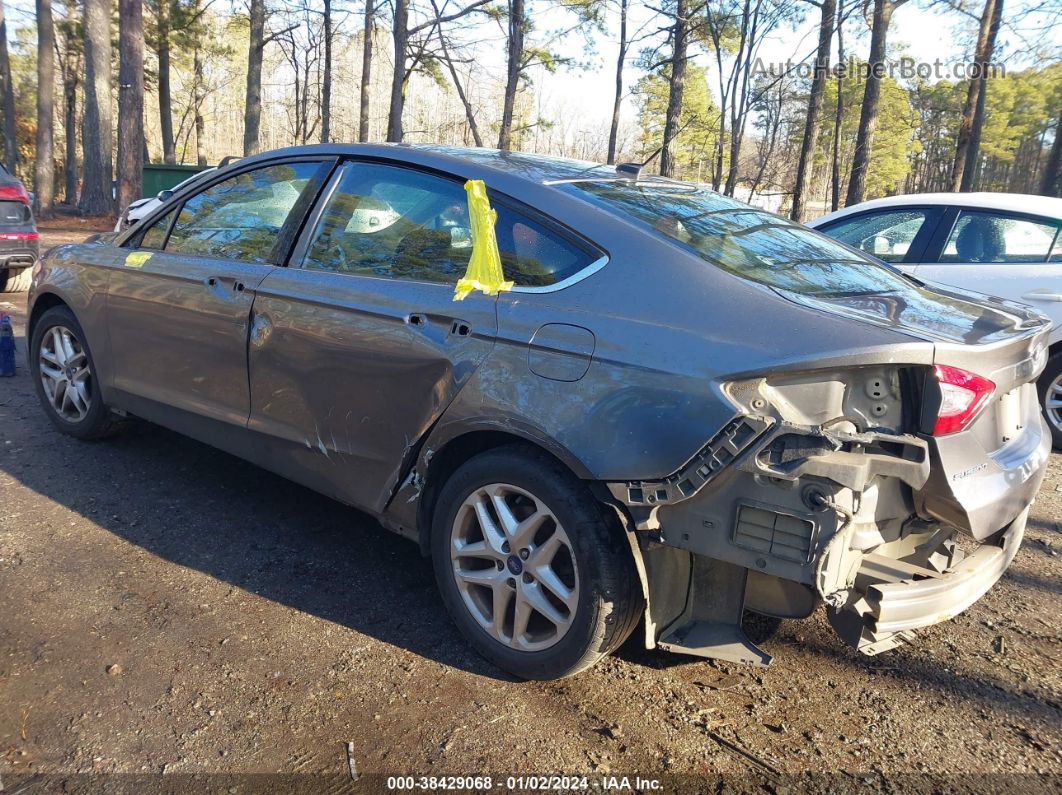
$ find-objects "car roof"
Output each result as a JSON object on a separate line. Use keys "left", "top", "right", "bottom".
{"left": 236, "top": 143, "right": 626, "bottom": 186}
{"left": 807, "top": 192, "right": 1062, "bottom": 227}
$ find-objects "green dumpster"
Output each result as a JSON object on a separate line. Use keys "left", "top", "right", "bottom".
{"left": 142, "top": 164, "right": 209, "bottom": 198}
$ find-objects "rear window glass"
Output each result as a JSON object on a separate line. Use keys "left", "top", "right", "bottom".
{"left": 561, "top": 180, "right": 919, "bottom": 298}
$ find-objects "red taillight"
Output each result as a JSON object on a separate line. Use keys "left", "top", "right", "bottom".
{"left": 932, "top": 365, "right": 995, "bottom": 436}
{"left": 0, "top": 184, "right": 31, "bottom": 204}
{"left": 0, "top": 232, "right": 38, "bottom": 241}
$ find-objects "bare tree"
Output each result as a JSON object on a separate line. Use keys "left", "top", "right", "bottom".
{"left": 951, "top": 0, "right": 1002, "bottom": 190}
{"left": 117, "top": 0, "right": 145, "bottom": 211}
{"left": 845, "top": 0, "right": 909, "bottom": 206}
{"left": 433, "top": 8, "right": 484, "bottom": 146}
{"left": 387, "top": 0, "right": 491, "bottom": 142}
{"left": 244, "top": 0, "right": 266, "bottom": 154}
{"left": 36, "top": 0, "right": 57, "bottom": 216}
{"left": 0, "top": 0, "right": 17, "bottom": 171}
{"left": 359, "top": 0, "right": 373, "bottom": 141}
{"left": 790, "top": 0, "right": 835, "bottom": 221}
{"left": 80, "top": 0, "right": 114, "bottom": 214}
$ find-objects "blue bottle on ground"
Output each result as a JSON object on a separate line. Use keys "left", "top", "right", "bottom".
{"left": 0, "top": 313, "right": 15, "bottom": 377}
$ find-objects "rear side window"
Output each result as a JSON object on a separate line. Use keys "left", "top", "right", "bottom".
{"left": 562, "top": 179, "right": 919, "bottom": 297}
{"left": 301, "top": 161, "right": 597, "bottom": 287}
{"left": 166, "top": 161, "right": 324, "bottom": 263}
{"left": 939, "top": 210, "right": 1059, "bottom": 264}
{"left": 819, "top": 209, "right": 931, "bottom": 263}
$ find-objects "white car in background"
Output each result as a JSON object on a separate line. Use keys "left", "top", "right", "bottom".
{"left": 808, "top": 192, "right": 1062, "bottom": 447}
{"left": 115, "top": 168, "right": 217, "bottom": 232}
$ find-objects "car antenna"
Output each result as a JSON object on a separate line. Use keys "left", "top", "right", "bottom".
{"left": 615, "top": 117, "right": 696, "bottom": 181}
{"left": 217, "top": 155, "right": 242, "bottom": 168}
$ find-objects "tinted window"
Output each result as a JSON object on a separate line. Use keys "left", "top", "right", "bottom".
{"left": 563, "top": 179, "right": 918, "bottom": 297}
{"left": 302, "top": 162, "right": 596, "bottom": 286}
{"left": 166, "top": 162, "right": 323, "bottom": 263}
{"left": 140, "top": 208, "right": 176, "bottom": 250}
{"left": 940, "top": 210, "right": 1059, "bottom": 263}
{"left": 820, "top": 209, "right": 930, "bottom": 263}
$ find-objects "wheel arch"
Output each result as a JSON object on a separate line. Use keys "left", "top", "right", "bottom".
{"left": 411, "top": 424, "right": 594, "bottom": 556}
{"left": 27, "top": 291, "right": 72, "bottom": 341}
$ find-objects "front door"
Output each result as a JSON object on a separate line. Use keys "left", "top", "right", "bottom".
{"left": 246, "top": 160, "right": 499, "bottom": 512}
{"left": 107, "top": 160, "right": 330, "bottom": 428}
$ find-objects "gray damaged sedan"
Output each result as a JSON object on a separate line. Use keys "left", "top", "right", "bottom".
{"left": 27, "top": 145, "right": 1051, "bottom": 679}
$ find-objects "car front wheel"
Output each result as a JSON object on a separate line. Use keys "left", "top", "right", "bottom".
{"left": 30, "top": 305, "right": 122, "bottom": 439}
{"left": 432, "top": 445, "right": 643, "bottom": 680}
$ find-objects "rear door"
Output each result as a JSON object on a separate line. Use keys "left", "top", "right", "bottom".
{"left": 108, "top": 158, "right": 331, "bottom": 427}
{"left": 245, "top": 159, "right": 500, "bottom": 512}
{"left": 912, "top": 208, "right": 1062, "bottom": 331}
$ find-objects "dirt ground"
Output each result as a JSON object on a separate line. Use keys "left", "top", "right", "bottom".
{"left": 1, "top": 227, "right": 1060, "bottom": 793}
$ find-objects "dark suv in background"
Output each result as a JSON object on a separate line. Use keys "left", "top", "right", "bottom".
{"left": 0, "top": 162, "right": 39, "bottom": 293}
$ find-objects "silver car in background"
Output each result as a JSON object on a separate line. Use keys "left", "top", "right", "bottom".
{"left": 27, "top": 145, "right": 1052, "bottom": 679}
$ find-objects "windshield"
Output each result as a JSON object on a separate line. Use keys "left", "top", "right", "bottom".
{"left": 561, "top": 180, "right": 918, "bottom": 298}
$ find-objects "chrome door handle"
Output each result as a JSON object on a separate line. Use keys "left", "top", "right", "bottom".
{"left": 1021, "top": 291, "right": 1062, "bottom": 302}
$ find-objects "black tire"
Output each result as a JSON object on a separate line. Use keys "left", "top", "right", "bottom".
{"left": 431, "top": 445, "right": 643, "bottom": 680}
{"left": 30, "top": 305, "right": 123, "bottom": 440}
{"left": 0, "top": 267, "right": 32, "bottom": 293}
{"left": 1038, "top": 352, "right": 1062, "bottom": 449}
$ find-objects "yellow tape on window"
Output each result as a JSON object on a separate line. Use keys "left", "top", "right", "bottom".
{"left": 453, "top": 179, "right": 514, "bottom": 301}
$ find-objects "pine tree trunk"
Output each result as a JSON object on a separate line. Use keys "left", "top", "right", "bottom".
{"left": 35, "top": 0, "right": 56, "bottom": 216}
{"left": 660, "top": 0, "right": 689, "bottom": 177}
{"left": 387, "top": 0, "right": 409, "bottom": 142}
{"left": 790, "top": 0, "right": 836, "bottom": 222}
{"left": 359, "top": 0, "right": 373, "bottom": 142}
{"left": 498, "top": 0, "right": 525, "bottom": 150}
{"left": 1040, "top": 118, "right": 1062, "bottom": 197}
{"left": 193, "top": 46, "right": 206, "bottom": 166}
{"left": 321, "top": 0, "right": 332, "bottom": 143}
{"left": 607, "top": 0, "right": 627, "bottom": 165}
{"left": 830, "top": 0, "right": 844, "bottom": 211}
{"left": 117, "top": 0, "right": 144, "bottom": 214}
{"left": 157, "top": 0, "right": 176, "bottom": 163}
{"left": 80, "top": 0, "right": 114, "bottom": 214}
{"left": 960, "top": 0, "right": 1002, "bottom": 191}
{"left": 845, "top": 0, "right": 894, "bottom": 206}
{"left": 0, "top": 0, "right": 18, "bottom": 171}
{"left": 244, "top": 0, "right": 265, "bottom": 155}
{"left": 62, "top": 0, "right": 79, "bottom": 205}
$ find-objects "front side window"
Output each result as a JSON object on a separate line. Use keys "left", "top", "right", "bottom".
{"left": 139, "top": 208, "right": 176, "bottom": 250}
{"left": 302, "top": 162, "right": 597, "bottom": 286}
{"left": 820, "top": 209, "right": 931, "bottom": 263}
{"left": 166, "top": 161, "right": 324, "bottom": 263}
{"left": 940, "top": 210, "right": 1059, "bottom": 264}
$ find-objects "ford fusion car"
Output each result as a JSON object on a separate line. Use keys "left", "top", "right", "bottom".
{"left": 26, "top": 145, "right": 1051, "bottom": 680}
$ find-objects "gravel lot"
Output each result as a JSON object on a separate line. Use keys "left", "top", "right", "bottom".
{"left": 1, "top": 227, "right": 1060, "bottom": 792}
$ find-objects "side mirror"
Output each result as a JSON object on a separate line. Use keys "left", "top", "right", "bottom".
{"left": 157, "top": 189, "right": 174, "bottom": 202}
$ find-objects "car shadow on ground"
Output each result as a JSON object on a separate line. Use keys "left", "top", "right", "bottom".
{"left": 0, "top": 386, "right": 515, "bottom": 681}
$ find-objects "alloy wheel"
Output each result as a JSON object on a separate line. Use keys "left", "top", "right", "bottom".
{"left": 39, "top": 325, "right": 93, "bottom": 422}
{"left": 1047, "top": 371, "right": 1062, "bottom": 434}
{"left": 450, "top": 483, "right": 579, "bottom": 652}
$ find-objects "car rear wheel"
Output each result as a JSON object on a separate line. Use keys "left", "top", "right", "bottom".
{"left": 30, "top": 305, "right": 122, "bottom": 440}
{"left": 431, "top": 445, "right": 643, "bottom": 680}
{"left": 0, "top": 267, "right": 32, "bottom": 293}
{"left": 1039, "top": 352, "right": 1062, "bottom": 449}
